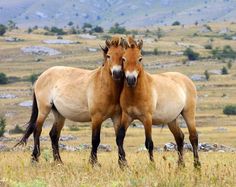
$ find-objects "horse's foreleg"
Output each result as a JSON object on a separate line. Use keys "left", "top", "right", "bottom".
{"left": 50, "top": 111, "right": 65, "bottom": 163}
{"left": 182, "top": 109, "right": 201, "bottom": 168}
{"left": 168, "top": 119, "right": 185, "bottom": 166}
{"left": 89, "top": 117, "right": 102, "bottom": 166}
{"left": 116, "top": 112, "right": 131, "bottom": 168}
{"left": 142, "top": 116, "right": 154, "bottom": 162}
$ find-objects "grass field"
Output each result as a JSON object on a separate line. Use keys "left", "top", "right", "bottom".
{"left": 0, "top": 22, "right": 236, "bottom": 186}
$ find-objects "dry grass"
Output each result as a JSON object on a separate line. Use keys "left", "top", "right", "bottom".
{"left": 0, "top": 151, "right": 236, "bottom": 187}
{"left": 1, "top": 22, "right": 236, "bottom": 186}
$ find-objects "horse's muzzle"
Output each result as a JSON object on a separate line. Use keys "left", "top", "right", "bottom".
{"left": 126, "top": 76, "right": 137, "bottom": 87}
{"left": 112, "top": 70, "right": 123, "bottom": 81}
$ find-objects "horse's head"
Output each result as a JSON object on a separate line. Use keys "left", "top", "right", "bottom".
{"left": 101, "top": 36, "right": 125, "bottom": 81}
{"left": 122, "top": 36, "right": 143, "bottom": 87}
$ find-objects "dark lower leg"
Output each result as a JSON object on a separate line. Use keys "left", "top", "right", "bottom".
{"left": 116, "top": 126, "right": 127, "bottom": 167}
{"left": 175, "top": 132, "right": 185, "bottom": 165}
{"left": 49, "top": 125, "right": 62, "bottom": 162}
{"left": 145, "top": 137, "right": 154, "bottom": 162}
{"left": 32, "top": 126, "right": 42, "bottom": 162}
{"left": 190, "top": 134, "right": 201, "bottom": 168}
{"left": 89, "top": 126, "right": 101, "bottom": 165}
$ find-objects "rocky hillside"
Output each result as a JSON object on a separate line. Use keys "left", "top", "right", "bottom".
{"left": 0, "top": 0, "right": 236, "bottom": 28}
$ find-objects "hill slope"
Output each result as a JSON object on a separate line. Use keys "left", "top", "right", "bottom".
{"left": 0, "top": 0, "right": 236, "bottom": 28}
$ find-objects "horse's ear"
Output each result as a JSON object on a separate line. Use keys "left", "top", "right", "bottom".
{"left": 105, "top": 39, "right": 111, "bottom": 48}
{"left": 100, "top": 45, "right": 108, "bottom": 54}
{"left": 137, "top": 39, "right": 143, "bottom": 50}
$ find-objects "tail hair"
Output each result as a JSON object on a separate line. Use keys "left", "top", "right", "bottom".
{"left": 14, "top": 92, "right": 38, "bottom": 147}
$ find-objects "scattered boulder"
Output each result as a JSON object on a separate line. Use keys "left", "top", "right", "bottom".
{"left": 21, "top": 46, "right": 61, "bottom": 56}
{"left": 43, "top": 39, "right": 75, "bottom": 44}
{"left": 218, "top": 28, "right": 230, "bottom": 34}
{"left": 163, "top": 142, "right": 236, "bottom": 152}
{"left": 87, "top": 47, "right": 98, "bottom": 52}
{"left": 208, "top": 70, "right": 221, "bottom": 75}
{"left": 0, "top": 93, "right": 17, "bottom": 99}
{"left": 60, "top": 135, "right": 77, "bottom": 141}
{"left": 199, "top": 27, "right": 211, "bottom": 33}
{"left": 5, "top": 37, "right": 24, "bottom": 42}
{"left": 0, "top": 144, "right": 10, "bottom": 152}
{"left": 214, "top": 127, "right": 228, "bottom": 132}
{"left": 18, "top": 100, "right": 32, "bottom": 107}
{"left": 78, "top": 34, "right": 97, "bottom": 39}
{"left": 190, "top": 74, "right": 206, "bottom": 81}
{"left": 59, "top": 143, "right": 112, "bottom": 152}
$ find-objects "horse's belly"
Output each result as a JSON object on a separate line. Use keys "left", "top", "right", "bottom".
{"left": 54, "top": 99, "right": 91, "bottom": 122}
{"left": 152, "top": 104, "right": 184, "bottom": 124}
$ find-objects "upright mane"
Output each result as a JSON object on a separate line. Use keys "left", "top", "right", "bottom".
{"left": 124, "top": 36, "right": 143, "bottom": 49}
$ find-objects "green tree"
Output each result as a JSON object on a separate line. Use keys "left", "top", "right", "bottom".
{"left": 183, "top": 48, "right": 199, "bottom": 61}
{"left": 68, "top": 21, "right": 74, "bottom": 26}
{"left": 93, "top": 26, "right": 104, "bottom": 33}
{"left": 7, "top": 20, "right": 16, "bottom": 31}
{"left": 172, "top": 21, "right": 181, "bottom": 26}
{"left": 0, "top": 116, "right": 6, "bottom": 137}
{"left": 29, "top": 73, "right": 38, "bottom": 85}
{"left": 109, "top": 23, "right": 127, "bottom": 34}
{"left": 204, "top": 70, "right": 210, "bottom": 81}
{"left": 0, "top": 73, "right": 8, "bottom": 84}
{"left": 223, "top": 105, "right": 236, "bottom": 115}
{"left": 0, "top": 24, "right": 7, "bottom": 36}
{"left": 221, "top": 66, "right": 228, "bottom": 75}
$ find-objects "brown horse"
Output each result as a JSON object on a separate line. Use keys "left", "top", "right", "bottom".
{"left": 16, "top": 37, "right": 125, "bottom": 165}
{"left": 116, "top": 36, "right": 201, "bottom": 168}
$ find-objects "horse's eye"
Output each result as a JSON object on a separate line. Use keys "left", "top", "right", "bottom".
{"left": 138, "top": 57, "right": 142, "bottom": 62}
{"left": 106, "top": 55, "right": 110, "bottom": 59}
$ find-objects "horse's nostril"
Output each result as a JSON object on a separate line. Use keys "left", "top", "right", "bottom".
{"left": 126, "top": 76, "right": 136, "bottom": 87}
{"left": 112, "top": 70, "right": 122, "bottom": 80}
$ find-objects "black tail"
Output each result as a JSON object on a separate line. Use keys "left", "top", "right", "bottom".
{"left": 14, "top": 92, "right": 38, "bottom": 147}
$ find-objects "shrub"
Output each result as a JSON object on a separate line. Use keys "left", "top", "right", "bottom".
{"left": 172, "top": 21, "right": 181, "bottom": 26}
{"left": 109, "top": 23, "right": 127, "bottom": 34}
{"left": 221, "top": 66, "right": 228, "bottom": 75}
{"left": 227, "top": 61, "right": 232, "bottom": 69}
{"left": 204, "top": 70, "right": 210, "bottom": 81}
{"left": 223, "top": 105, "right": 236, "bottom": 115}
{"left": 204, "top": 44, "right": 212, "bottom": 49}
{"left": 82, "top": 23, "right": 92, "bottom": 29}
{"left": 68, "top": 21, "right": 74, "bottom": 26}
{"left": 0, "top": 116, "right": 6, "bottom": 137}
{"left": 50, "top": 26, "right": 66, "bottom": 35}
{"left": 153, "top": 48, "right": 159, "bottom": 55}
{"left": 28, "top": 27, "right": 32, "bottom": 33}
{"left": 183, "top": 48, "right": 199, "bottom": 61}
{"left": 0, "top": 24, "right": 7, "bottom": 36}
{"left": 0, "top": 72, "right": 8, "bottom": 84}
{"left": 203, "top": 24, "right": 212, "bottom": 31}
{"left": 69, "top": 124, "right": 80, "bottom": 131}
{"left": 9, "top": 125, "right": 24, "bottom": 134}
{"left": 29, "top": 73, "right": 39, "bottom": 85}
{"left": 92, "top": 26, "right": 104, "bottom": 33}
{"left": 212, "top": 45, "right": 236, "bottom": 59}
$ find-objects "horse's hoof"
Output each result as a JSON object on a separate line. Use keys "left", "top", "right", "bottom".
{"left": 31, "top": 157, "right": 39, "bottom": 165}
{"left": 89, "top": 158, "right": 101, "bottom": 168}
{"left": 118, "top": 160, "right": 128, "bottom": 170}
{"left": 194, "top": 161, "right": 201, "bottom": 169}
{"left": 178, "top": 160, "right": 185, "bottom": 168}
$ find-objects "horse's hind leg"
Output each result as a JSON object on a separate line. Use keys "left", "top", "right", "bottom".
{"left": 49, "top": 109, "right": 65, "bottom": 163}
{"left": 32, "top": 110, "right": 50, "bottom": 162}
{"left": 168, "top": 119, "right": 185, "bottom": 166}
{"left": 182, "top": 108, "right": 201, "bottom": 168}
